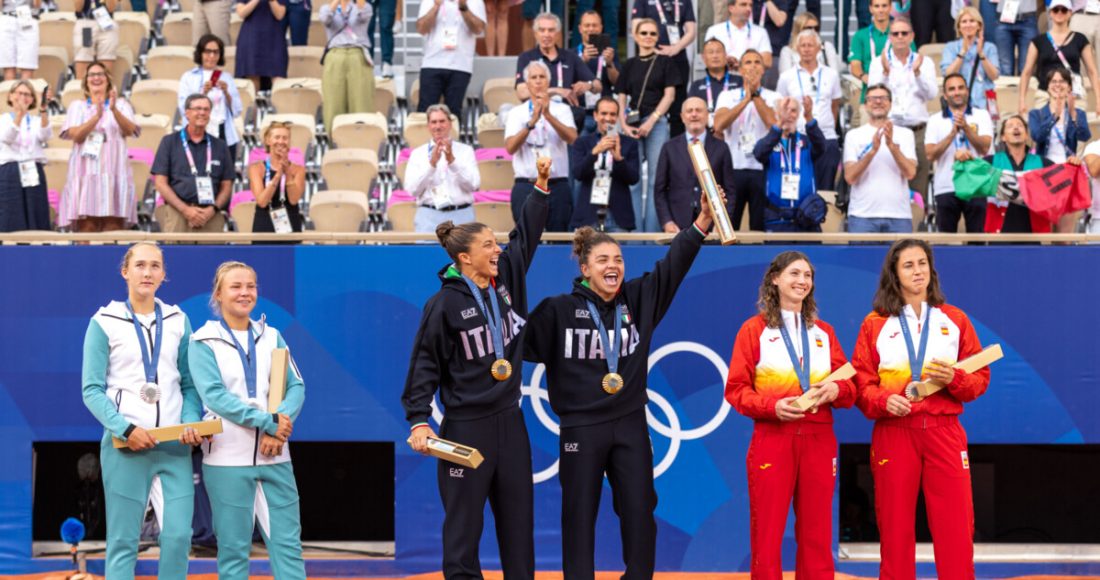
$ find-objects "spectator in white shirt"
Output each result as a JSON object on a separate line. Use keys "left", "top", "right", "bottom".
{"left": 777, "top": 12, "right": 841, "bottom": 75}
{"left": 868, "top": 17, "right": 936, "bottom": 199}
{"left": 416, "top": 0, "right": 485, "bottom": 118}
{"left": 714, "top": 49, "right": 777, "bottom": 230}
{"left": 842, "top": 83, "right": 918, "bottom": 234}
{"left": 505, "top": 60, "right": 578, "bottom": 231}
{"left": 925, "top": 73, "right": 993, "bottom": 233}
{"left": 777, "top": 29, "right": 842, "bottom": 189}
{"left": 703, "top": 0, "right": 772, "bottom": 71}
{"left": 0, "top": 0, "right": 40, "bottom": 81}
{"left": 178, "top": 35, "right": 244, "bottom": 167}
{"left": 404, "top": 104, "right": 480, "bottom": 232}
{"left": 0, "top": 80, "right": 49, "bottom": 231}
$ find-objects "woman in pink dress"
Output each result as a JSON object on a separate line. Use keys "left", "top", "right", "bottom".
{"left": 59, "top": 60, "right": 139, "bottom": 232}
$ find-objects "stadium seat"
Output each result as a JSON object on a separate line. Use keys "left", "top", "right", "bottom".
{"left": 235, "top": 78, "right": 256, "bottom": 113}
{"left": 43, "top": 148, "right": 71, "bottom": 196}
{"left": 54, "top": 0, "right": 77, "bottom": 10}
{"left": 321, "top": 148, "right": 379, "bottom": 193}
{"left": 40, "top": 12, "right": 77, "bottom": 61}
{"left": 330, "top": 112, "right": 388, "bottom": 152}
{"left": 482, "top": 77, "right": 520, "bottom": 113}
{"left": 474, "top": 202, "right": 514, "bottom": 232}
{"left": 130, "top": 157, "right": 152, "bottom": 194}
{"left": 817, "top": 190, "right": 845, "bottom": 240}
{"left": 229, "top": 13, "right": 242, "bottom": 44}
{"left": 287, "top": 46, "right": 325, "bottom": 79}
{"left": 224, "top": 46, "right": 236, "bottom": 75}
{"left": 404, "top": 112, "right": 459, "bottom": 149}
{"left": 46, "top": 116, "right": 70, "bottom": 149}
{"left": 146, "top": 46, "right": 195, "bottom": 80}
{"left": 271, "top": 77, "right": 324, "bottom": 117}
{"left": 178, "top": 0, "right": 196, "bottom": 11}
{"left": 37, "top": 46, "right": 70, "bottom": 90}
{"left": 130, "top": 114, "right": 173, "bottom": 152}
{"left": 113, "top": 45, "right": 135, "bottom": 86}
{"left": 309, "top": 190, "right": 369, "bottom": 232}
{"left": 161, "top": 12, "right": 193, "bottom": 46}
{"left": 60, "top": 79, "right": 83, "bottom": 110}
{"left": 387, "top": 201, "right": 417, "bottom": 231}
{"left": 231, "top": 200, "right": 257, "bottom": 234}
{"left": 476, "top": 113, "right": 504, "bottom": 148}
{"left": 477, "top": 157, "right": 514, "bottom": 191}
{"left": 918, "top": 43, "right": 945, "bottom": 75}
{"left": 375, "top": 77, "right": 396, "bottom": 115}
{"left": 260, "top": 113, "right": 316, "bottom": 151}
{"left": 395, "top": 158, "right": 408, "bottom": 184}
{"left": 114, "top": 12, "right": 150, "bottom": 58}
{"left": 130, "top": 79, "right": 181, "bottom": 117}
{"left": 308, "top": 14, "right": 326, "bottom": 47}
{"left": 0, "top": 79, "right": 47, "bottom": 114}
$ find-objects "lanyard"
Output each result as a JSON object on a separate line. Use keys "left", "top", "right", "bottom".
{"left": 898, "top": 308, "right": 931, "bottom": 383}
{"left": 220, "top": 319, "right": 258, "bottom": 398}
{"left": 1048, "top": 33, "right": 1073, "bottom": 71}
{"left": 953, "top": 117, "right": 970, "bottom": 150}
{"left": 704, "top": 72, "right": 730, "bottom": 110}
{"left": 777, "top": 314, "right": 811, "bottom": 392}
{"left": 579, "top": 45, "right": 605, "bottom": 78}
{"left": 9, "top": 112, "right": 33, "bottom": 150}
{"left": 653, "top": 0, "right": 679, "bottom": 29}
{"left": 264, "top": 160, "right": 287, "bottom": 205}
{"left": 796, "top": 67, "right": 822, "bottom": 101}
{"left": 543, "top": 59, "right": 565, "bottom": 88}
{"left": 738, "top": 87, "right": 757, "bottom": 134}
{"left": 527, "top": 100, "right": 546, "bottom": 143}
{"left": 726, "top": 21, "right": 751, "bottom": 52}
{"left": 126, "top": 301, "right": 163, "bottom": 385}
{"left": 779, "top": 134, "right": 802, "bottom": 173}
{"left": 1052, "top": 113, "right": 1069, "bottom": 149}
{"left": 461, "top": 275, "right": 506, "bottom": 362}
{"left": 180, "top": 130, "right": 212, "bottom": 176}
{"left": 586, "top": 300, "right": 623, "bottom": 375}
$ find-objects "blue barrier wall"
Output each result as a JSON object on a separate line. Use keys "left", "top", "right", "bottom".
{"left": 0, "top": 244, "right": 1095, "bottom": 575}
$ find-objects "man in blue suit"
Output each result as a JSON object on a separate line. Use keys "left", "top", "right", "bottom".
{"left": 570, "top": 97, "right": 640, "bottom": 231}
{"left": 653, "top": 96, "right": 736, "bottom": 232}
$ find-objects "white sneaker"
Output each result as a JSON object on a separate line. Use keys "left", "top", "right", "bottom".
{"left": 381, "top": 62, "right": 394, "bottom": 78}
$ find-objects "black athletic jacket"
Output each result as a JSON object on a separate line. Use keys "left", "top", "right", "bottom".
{"left": 401, "top": 191, "right": 548, "bottom": 426}
{"left": 525, "top": 224, "right": 707, "bottom": 428}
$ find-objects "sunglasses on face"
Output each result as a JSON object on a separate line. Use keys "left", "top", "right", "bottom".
{"left": 1051, "top": 6, "right": 1070, "bottom": 13}
{"left": 891, "top": 30, "right": 911, "bottom": 36}
{"left": 803, "top": 25, "right": 819, "bottom": 31}
{"left": 637, "top": 30, "right": 658, "bottom": 36}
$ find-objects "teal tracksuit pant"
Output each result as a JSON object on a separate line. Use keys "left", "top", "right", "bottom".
{"left": 99, "top": 432, "right": 194, "bottom": 580}
{"left": 202, "top": 462, "right": 306, "bottom": 580}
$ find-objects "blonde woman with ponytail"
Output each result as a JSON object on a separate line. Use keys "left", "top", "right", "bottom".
{"left": 188, "top": 261, "right": 306, "bottom": 580}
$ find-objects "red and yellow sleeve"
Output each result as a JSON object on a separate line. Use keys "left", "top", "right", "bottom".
{"left": 821, "top": 321, "right": 857, "bottom": 409}
{"left": 942, "top": 305, "right": 991, "bottom": 403}
{"left": 853, "top": 313, "right": 891, "bottom": 420}
{"left": 725, "top": 317, "right": 778, "bottom": 420}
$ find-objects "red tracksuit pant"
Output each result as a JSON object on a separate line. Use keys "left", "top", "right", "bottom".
{"left": 871, "top": 414, "right": 975, "bottom": 580}
{"left": 746, "top": 421, "right": 837, "bottom": 580}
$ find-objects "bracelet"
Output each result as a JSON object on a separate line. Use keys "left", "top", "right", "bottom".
{"left": 526, "top": 123, "right": 536, "bottom": 130}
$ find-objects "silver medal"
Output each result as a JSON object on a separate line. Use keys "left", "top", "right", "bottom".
{"left": 140, "top": 382, "right": 161, "bottom": 404}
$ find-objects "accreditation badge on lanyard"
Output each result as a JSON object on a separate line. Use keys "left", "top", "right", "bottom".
{"left": 1088, "top": 0, "right": 1100, "bottom": 14}
{"left": 92, "top": 3, "right": 114, "bottom": 29}
{"left": 182, "top": 130, "right": 216, "bottom": 205}
{"left": 655, "top": 0, "right": 680, "bottom": 44}
{"left": 780, "top": 136, "right": 802, "bottom": 201}
{"left": 83, "top": 114, "right": 105, "bottom": 161}
{"left": 591, "top": 152, "right": 612, "bottom": 205}
{"left": 265, "top": 161, "right": 293, "bottom": 234}
{"left": 441, "top": 1, "right": 459, "bottom": 49}
{"left": 1000, "top": 0, "right": 1020, "bottom": 23}
{"left": 738, "top": 90, "right": 756, "bottom": 154}
{"left": 14, "top": 115, "right": 39, "bottom": 187}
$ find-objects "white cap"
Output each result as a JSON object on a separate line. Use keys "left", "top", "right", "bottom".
{"left": 1049, "top": 0, "right": 1073, "bottom": 10}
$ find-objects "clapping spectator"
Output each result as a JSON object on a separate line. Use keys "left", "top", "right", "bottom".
{"left": 1029, "top": 67, "right": 1090, "bottom": 233}
{"left": 0, "top": 81, "right": 50, "bottom": 231}
{"left": 405, "top": 105, "right": 480, "bottom": 231}
{"left": 777, "top": 29, "right": 841, "bottom": 189}
{"left": 248, "top": 122, "right": 305, "bottom": 234}
{"left": 1, "top": 0, "right": 40, "bottom": 80}
{"left": 753, "top": 96, "right": 825, "bottom": 231}
{"left": 235, "top": 0, "right": 288, "bottom": 91}
{"left": 179, "top": 35, "right": 243, "bottom": 167}
{"left": 321, "top": 0, "right": 375, "bottom": 133}
{"left": 416, "top": 0, "right": 484, "bottom": 119}
{"left": 1018, "top": 0, "right": 1100, "bottom": 120}
{"left": 940, "top": 7, "right": 999, "bottom": 110}
{"left": 74, "top": 0, "right": 119, "bottom": 80}
{"left": 59, "top": 62, "right": 139, "bottom": 232}
{"left": 925, "top": 73, "right": 993, "bottom": 234}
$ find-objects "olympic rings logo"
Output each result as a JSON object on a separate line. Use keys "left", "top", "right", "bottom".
{"left": 432, "top": 341, "right": 732, "bottom": 484}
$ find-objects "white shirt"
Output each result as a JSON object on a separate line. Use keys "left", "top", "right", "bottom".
{"left": 842, "top": 122, "right": 917, "bottom": 219}
{"left": 0, "top": 112, "right": 49, "bottom": 164}
{"left": 404, "top": 139, "right": 480, "bottom": 207}
{"left": 867, "top": 48, "right": 938, "bottom": 128}
{"left": 715, "top": 87, "right": 778, "bottom": 170}
{"left": 704, "top": 20, "right": 772, "bottom": 60}
{"left": 776, "top": 64, "right": 842, "bottom": 140}
{"left": 504, "top": 99, "right": 575, "bottom": 179}
{"left": 925, "top": 108, "right": 993, "bottom": 195}
{"left": 1083, "top": 140, "right": 1100, "bottom": 214}
{"left": 418, "top": 0, "right": 486, "bottom": 74}
{"left": 178, "top": 67, "right": 244, "bottom": 146}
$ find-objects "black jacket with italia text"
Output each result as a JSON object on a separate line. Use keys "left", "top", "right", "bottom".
{"left": 525, "top": 225, "right": 707, "bottom": 427}
{"left": 401, "top": 192, "right": 548, "bottom": 426}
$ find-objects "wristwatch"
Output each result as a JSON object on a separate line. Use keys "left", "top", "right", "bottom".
{"left": 526, "top": 122, "right": 537, "bottom": 130}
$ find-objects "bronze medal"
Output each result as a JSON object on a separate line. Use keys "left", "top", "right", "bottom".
{"left": 602, "top": 372, "right": 624, "bottom": 394}
{"left": 904, "top": 381, "right": 922, "bottom": 402}
{"left": 491, "top": 358, "right": 513, "bottom": 381}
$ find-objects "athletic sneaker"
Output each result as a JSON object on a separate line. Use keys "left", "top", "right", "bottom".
{"left": 382, "top": 62, "right": 394, "bottom": 78}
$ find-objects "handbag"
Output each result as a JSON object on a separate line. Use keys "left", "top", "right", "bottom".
{"left": 626, "top": 56, "right": 658, "bottom": 127}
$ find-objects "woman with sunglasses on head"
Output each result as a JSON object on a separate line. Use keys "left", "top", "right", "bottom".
{"left": 82, "top": 242, "right": 203, "bottom": 580}
{"left": 525, "top": 188, "right": 719, "bottom": 580}
{"left": 0, "top": 80, "right": 50, "bottom": 231}
{"left": 189, "top": 261, "right": 307, "bottom": 580}
{"left": 725, "top": 251, "right": 856, "bottom": 580}
{"left": 402, "top": 157, "right": 552, "bottom": 580}
{"left": 1018, "top": 0, "right": 1100, "bottom": 121}
{"left": 248, "top": 122, "right": 304, "bottom": 236}
{"left": 852, "top": 239, "right": 990, "bottom": 580}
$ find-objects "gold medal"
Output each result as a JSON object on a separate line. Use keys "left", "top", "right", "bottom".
{"left": 602, "top": 372, "right": 624, "bottom": 394}
{"left": 491, "top": 358, "right": 512, "bottom": 381}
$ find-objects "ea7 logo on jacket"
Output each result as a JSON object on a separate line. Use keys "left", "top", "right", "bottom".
{"left": 449, "top": 467, "right": 465, "bottom": 478}
{"left": 461, "top": 308, "right": 478, "bottom": 320}
{"left": 458, "top": 310, "right": 526, "bottom": 361}
{"left": 564, "top": 442, "right": 579, "bottom": 452}
{"left": 563, "top": 325, "right": 641, "bottom": 360}
{"left": 574, "top": 309, "right": 591, "bottom": 319}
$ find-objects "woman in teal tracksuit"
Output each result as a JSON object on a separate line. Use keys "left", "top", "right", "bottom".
{"left": 188, "top": 260, "right": 306, "bottom": 580}
{"left": 82, "top": 241, "right": 203, "bottom": 580}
